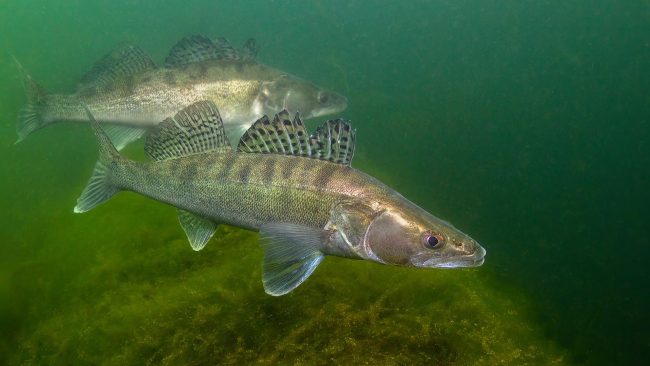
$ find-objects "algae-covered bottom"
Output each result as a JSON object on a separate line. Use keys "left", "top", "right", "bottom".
{"left": 1, "top": 188, "right": 567, "bottom": 365}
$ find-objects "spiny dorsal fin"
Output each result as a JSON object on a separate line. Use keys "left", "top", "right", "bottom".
{"left": 164, "top": 35, "right": 257, "bottom": 67}
{"left": 144, "top": 101, "right": 231, "bottom": 161}
{"left": 237, "top": 112, "right": 356, "bottom": 166}
{"left": 79, "top": 44, "right": 155, "bottom": 90}
{"left": 237, "top": 110, "right": 311, "bottom": 156}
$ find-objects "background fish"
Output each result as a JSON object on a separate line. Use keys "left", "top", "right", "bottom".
{"left": 75, "top": 101, "right": 485, "bottom": 296}
{"left": 15, "top": 35, "right": 347, "bottom": 148}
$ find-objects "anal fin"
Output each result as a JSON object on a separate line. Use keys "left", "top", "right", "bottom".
{"left": 178, "top": 209, "right": 218, "bottom": 251}
{"left": 260, "top": 223, "right": 325, "bottom": 296}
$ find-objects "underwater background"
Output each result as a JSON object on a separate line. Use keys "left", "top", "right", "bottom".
{"left": 0, "top": 0, "right": 648, "bottom": 365}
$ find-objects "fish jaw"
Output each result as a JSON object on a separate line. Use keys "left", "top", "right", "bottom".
{"left": 416, "top": 244, "right": 486, "bottom": 268}
{"left": 308, "top": 92, "right": 348, "bottom": 118}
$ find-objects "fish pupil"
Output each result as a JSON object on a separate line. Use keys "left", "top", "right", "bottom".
{"left": 428, "top": 236, "right": 438, "bottom": 246}
{"left": 426, "top": 235, "right": 442, "bottom": 249}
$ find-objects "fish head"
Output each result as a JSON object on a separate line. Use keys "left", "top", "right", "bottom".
{"left": 363, "top": 200, "right": 486, "bottom": 269}
{"left": 258, "top": 74, "right": 347, "bottom": 119}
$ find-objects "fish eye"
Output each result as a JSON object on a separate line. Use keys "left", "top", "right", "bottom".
{"left": 423, "top": 233, "right": 444, "bottom": 249}
{"left": 318, "top": 92, "right": 330, "bottom": 104}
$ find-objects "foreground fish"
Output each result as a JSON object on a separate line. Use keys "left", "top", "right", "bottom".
{"left": 75, "top": 101, "right": 485, "bottom": 295}
{"left": 15, "top": 35, "right": 347, "bottom": 148}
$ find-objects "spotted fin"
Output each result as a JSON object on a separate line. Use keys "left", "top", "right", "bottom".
{"left": 310, "top": 119, "right": 356, "bottom": 166}
{"left": 237, "top": 112, "right": 356, "bottom": 166}
{"left": 178, "top": 209, "right": 218, "bottom": 251}
{"left": 144, "top": 101, "right": 231, "bottom": 161}
{"left": 260, "top": 223, "right": 325, "bottom": 296}
{"left": 240, "top": 38, "right": 259, "bottom": 62}
{"left": 164, "top": 35, "right": 257, "bottom": 67}
{"left": 78, "top": 44, "right": 155, "bottom": 91}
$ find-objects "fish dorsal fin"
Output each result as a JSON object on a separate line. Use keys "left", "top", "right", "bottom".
{"left": 237, "top": 110, "right": 311, "bottom": 156}
{"left": 79, "top": 44, "right": 155, "bottom": 89}
{"left": 237, "top": 112, "right": 356, "bottom": 166}
{"left": 144, "top": 101, "right": 231, "bottom": 161}
{"left": 164, "top": 35, "right": 256, "bottom": 67}
{"left": 240, "top": 38, "right": 259, "bottom": 61}
{"left": 310, "top": 119, "right": 356, "bottom": 166}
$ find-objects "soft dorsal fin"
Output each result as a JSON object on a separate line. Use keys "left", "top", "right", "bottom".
{"left": 79, "top": 44, "right": 155, "bottom": 89}
{"left": 237, "top": 112, "right": 356, "bottom": 166}
{"left": 164, "top": 35, "right": 257, "bottom": 67}
{"left": 144, "top": 101, "right": 231, "bottom": 161}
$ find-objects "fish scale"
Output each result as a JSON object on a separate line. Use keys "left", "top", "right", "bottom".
{"left": 75, "top": 101, "right": 485, "bottom": 296}
{"left": 14, "top": 35, "right": 347, "bottom": 149}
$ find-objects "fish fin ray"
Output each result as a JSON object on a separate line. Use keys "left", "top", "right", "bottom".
{"left": 165, "top": 35, "right": 256, "bottom": 67}
{"left": 13, "top": 56, "right": 50, "bottom": 143}
{"left": 178, "top": 209, "right": 218, "bottom": 251}
{"left": 144, "top": 101, "right": 231, "bottom": 161}
{"left": 74, "top": 106, "right": 124, "bottom": 213}
{"left": 311, "top": 119, "right": 356, "bottom": 166}
{"left": 260, "top": 223, "right": 325, "bottom": 296}
{"left": 78, "top": 44, "right": 155, "bottom": 90}
{"left": 240, "top": 38, "right": 259, "bottom": 62}
{"left": 237, "top": 113, "right": 356, "bottom": 166}
{"left": 103, "top": 125, "right": 147, "bottom": 151}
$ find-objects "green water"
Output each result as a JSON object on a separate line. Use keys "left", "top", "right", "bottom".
{"left": 1, "top": 1, "right": 648, "bottom": 365}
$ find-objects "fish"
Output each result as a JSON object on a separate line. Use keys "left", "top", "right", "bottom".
{"left": 14, "top": 35, "right": 347, "bottom": 149}
{"left": 75, "top": 100, "right": 486, "bottom": 296}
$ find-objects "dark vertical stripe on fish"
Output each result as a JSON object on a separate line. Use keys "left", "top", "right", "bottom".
{"left": 281, "top": 159, "right": 293, "bottom": 181}
{"left": 237, "top": 162, "right": 253, "bottom": 183}
{"left": 315, "top": 163, "right": 337, "bottom": 189}
{"left": 263, "top": 157, "right": 277, "bottom": 184}
{"left": 219, "top": 156, "right": 237, "bottom": 181}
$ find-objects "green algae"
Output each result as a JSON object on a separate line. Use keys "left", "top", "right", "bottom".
{"left": 2, "top": 192, "right": 568, "bottom": 365}
{"left": 0, "top": 47, "right": 568, "bottom": 366}
{"left": 2, "top": 1, "right": 648, "bottom": 364}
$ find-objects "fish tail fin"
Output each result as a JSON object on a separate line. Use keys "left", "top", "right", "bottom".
{"left": 13, "top": 56, "right": 51, "bottom": 143}
{"left": 74, "top": 106, "right": 125, "bottom": 213}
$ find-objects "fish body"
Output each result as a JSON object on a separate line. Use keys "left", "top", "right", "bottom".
{"left": 114, "top": 151, "right": 375, "bottom": 232}
{"left": 16, "top": 36, "right": 347, "bottom": 148}
{"left": 76, "top": 101, "right": 485, "bottom": 295}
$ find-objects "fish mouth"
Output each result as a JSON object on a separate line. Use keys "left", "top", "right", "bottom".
{"left": 312, "top": 96, "right": 348, "bottom": 117}
{"left": 421, "top": 245, "right": 487, "bottom": 268}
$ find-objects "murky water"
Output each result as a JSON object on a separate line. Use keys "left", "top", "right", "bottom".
{"left": 1, "top": 1, "right": 648, "bottom": 365}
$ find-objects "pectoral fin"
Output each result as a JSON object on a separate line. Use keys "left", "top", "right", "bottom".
{"left": 259, "top": 223, "right": 325, "bottom": 296}
{"left": 177, "top": 209, "right": 218, "bottom": 251}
